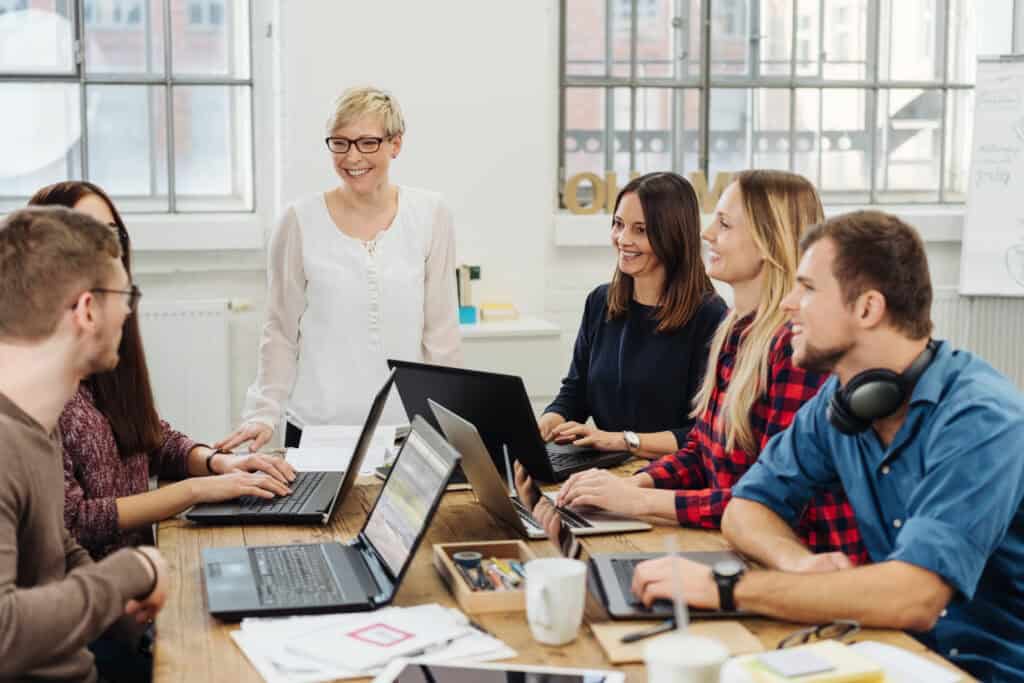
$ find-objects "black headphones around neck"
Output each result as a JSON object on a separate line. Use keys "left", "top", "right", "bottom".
{"left": 827, "top": 340, "right": 938, "bottom": 435}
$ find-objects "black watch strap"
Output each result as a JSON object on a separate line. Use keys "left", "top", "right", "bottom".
{"left": 716, "top": 576, "right": 737, "bottom": 612}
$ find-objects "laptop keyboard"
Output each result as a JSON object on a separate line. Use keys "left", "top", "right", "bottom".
{"left": 239, "top": 470, "right": 325, "bottom": 514}
{"left": 251, "top": 544, "right": 344, "bottom": 607}
{"left": 511, "top": 496, "right": 591, "bottom": 529}
{"left": 545, "top": 442, "right": 629, "bottom": 475}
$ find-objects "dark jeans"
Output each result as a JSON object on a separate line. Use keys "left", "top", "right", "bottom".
{"left": 89, "top": 623, "right": 154, "bottom": 683}
{"left": 284, "top": 421, "right": 303, "bottom": 448}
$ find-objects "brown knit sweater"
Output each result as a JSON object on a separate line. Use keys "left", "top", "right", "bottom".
{"left": 0, "top": 391, "right": 154, "bottom": 682}
{"left": 59, "top": 384, "right": 196, "bottom": 560}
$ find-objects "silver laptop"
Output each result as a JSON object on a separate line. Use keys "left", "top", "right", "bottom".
{"left": 429, "top": 399, "right": 651, "bottom": 538}
{"left": 187, "top": 370, "right": 395, "bottom": 525}
{"left": 201, "top": 415, "right": 460, "bottom": 620}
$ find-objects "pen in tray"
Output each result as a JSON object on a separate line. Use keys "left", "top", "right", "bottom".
{"left": 619, "top": 618, "right": 677, "bottom": 644}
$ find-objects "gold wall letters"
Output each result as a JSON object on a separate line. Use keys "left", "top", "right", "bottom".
{"left": 563, "top": 170, "right": 735, "bottom": 215}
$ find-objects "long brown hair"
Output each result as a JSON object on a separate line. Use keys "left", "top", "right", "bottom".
{"left": 606, "top": 172, "right": 715, "bottom": 332}
{"left": 691, "top": 170, "right": 824, "bottom": 453}
{"left": 29, "top": 181, "right": 163, "bottom": 457}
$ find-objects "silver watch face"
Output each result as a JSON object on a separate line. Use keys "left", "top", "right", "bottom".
{"left": 624, "top": 431, "right": 640, "bottom": 449}
{"left": 714, "top": 559, "right": 744, "bottom": 578}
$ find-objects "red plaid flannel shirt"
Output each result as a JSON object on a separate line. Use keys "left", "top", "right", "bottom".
{"left": 644, "top": 316, "right": 868, "bottom": 564}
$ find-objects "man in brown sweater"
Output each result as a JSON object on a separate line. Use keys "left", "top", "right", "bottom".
{"left": 0, "top": 207, "right": 169, "bottom": 682}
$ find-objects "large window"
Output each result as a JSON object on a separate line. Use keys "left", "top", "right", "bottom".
{"left": 0, "top": 0, "right": 253, "bottom": 213}
{"left": 560, "top": 0, "right": 995, "bottom": 207}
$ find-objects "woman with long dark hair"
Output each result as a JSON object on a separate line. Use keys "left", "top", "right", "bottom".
{"left": 539, "top": 171, "right": 727, "bottom": 458}
{"left": 30, "top": 181, "right": 294, "bottom": 562}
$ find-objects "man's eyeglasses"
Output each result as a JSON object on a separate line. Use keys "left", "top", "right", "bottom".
{"left": 777, "top": 620, "right": 860, "bottom": 649}
{"left": 90, "top": 285, "right": 142, "bottom": 314}
{"left": 324, "top": 136, "right": 387, "bottom": 154}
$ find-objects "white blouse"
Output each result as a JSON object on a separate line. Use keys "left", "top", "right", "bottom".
{"left": 243, "top": 186, "right": 462, "bottom": 430}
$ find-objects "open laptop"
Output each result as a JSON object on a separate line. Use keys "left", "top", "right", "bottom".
{"left": 590, "top": 550, "right": 750, "bottom": 620}
{"left": 430, "top": 399, "right": 651, "bottom": 539}
{"left": 201, "top": 415, "right": 460, "bottom": 620}
{"left": 388, "top": 359, "right": 630, "bottom": 483}
{"left": 187, "top": 369, "right": 396, "bottom": 525}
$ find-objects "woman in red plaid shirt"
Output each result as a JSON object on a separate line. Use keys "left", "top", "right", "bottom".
{"left": 557, "top": 170, "right": 867, "bottom": 566}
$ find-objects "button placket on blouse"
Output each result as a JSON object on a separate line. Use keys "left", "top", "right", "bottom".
{"left": 365, "top": 238, "right": 383, "bottom": 352}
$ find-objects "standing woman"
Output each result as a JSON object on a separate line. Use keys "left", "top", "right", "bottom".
{"left": 556, "top": 170, "right": 867, "bottom": 565}
{"left": 219, "top": 86, "right": 461, "bottom": 451}
{"left": 540, "top": 172, "right": 727, "bottom": 458}
{"left": 29, "top": 181, "right": 294, "bottom": 563}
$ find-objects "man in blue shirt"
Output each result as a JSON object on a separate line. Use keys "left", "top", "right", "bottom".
{"left": 630, "top": 210, "right": 1024, "bottom": 681}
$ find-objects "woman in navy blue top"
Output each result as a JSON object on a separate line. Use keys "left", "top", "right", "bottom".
{"left": 542, "top": 172, "right": 727, "bottom": 459}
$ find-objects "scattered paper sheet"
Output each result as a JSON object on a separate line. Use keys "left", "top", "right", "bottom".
{"left": 230, "top": 604, "right": 515, "bottom": 683}
{"left": 290, "top": 424, "right": 398, "bottom": 473}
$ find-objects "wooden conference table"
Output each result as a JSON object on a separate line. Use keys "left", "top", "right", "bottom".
{"left": 153, "top": 469, "right": 971, "bottom": 683}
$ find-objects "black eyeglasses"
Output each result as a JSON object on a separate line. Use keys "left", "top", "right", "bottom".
{"left": 90, "top": 285, "right": 142, "bottom": 314}
{"left": 777, "top": 620, "right": 860, "bottom": 649}
{"left": 324, "top": 136, "right": 387, "bottom": 154}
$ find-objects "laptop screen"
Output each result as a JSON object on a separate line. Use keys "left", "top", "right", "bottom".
{"left": 362, "top": 429, "right": 451, "bottom": 577}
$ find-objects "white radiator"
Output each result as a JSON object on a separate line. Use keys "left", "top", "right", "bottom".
{"left": 933, "top": 287, "right": 1024, "bottom": 388}
{"left": 138, "top": 300, "right": 232, "bottom": 443}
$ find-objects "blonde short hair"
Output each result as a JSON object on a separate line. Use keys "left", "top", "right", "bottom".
{"left": 326, "top": 86, "right": 405, "bottom": 137}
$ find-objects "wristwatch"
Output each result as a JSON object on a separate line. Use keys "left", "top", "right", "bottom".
{"left": 712, "top": 559, "right": 745, "bottom": 611}
{"left": 623, "top": 430, "right": 640, "bottom": 451}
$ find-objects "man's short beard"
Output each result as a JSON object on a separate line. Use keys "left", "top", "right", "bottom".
{"left": 797, "top": 340, "right": 852, "bottom": 374}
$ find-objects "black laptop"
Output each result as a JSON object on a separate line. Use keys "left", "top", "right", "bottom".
{"left": 186, "top": 370, "right": 396, "bottom": 525}
{"left": 201, "top": 415, "right": 460, "bottom": 620}
{"left": 387, "top": 359, "right": 630, "bottom": 483}
{"left": 590, "top": 550, "right": 750, "bottom": 620}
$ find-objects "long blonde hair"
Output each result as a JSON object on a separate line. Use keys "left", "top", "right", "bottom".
{"left": 691, "top": 170, "right": 824, "bottom": 453}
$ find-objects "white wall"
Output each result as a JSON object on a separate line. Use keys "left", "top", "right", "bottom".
{"left": 276, "top": 0, "right": 559, "bottom": 315}
{"left": 130, "top": 1, "right": 1021, "bottom": 440}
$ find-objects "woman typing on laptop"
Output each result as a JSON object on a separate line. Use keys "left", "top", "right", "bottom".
{"left": 555, "top": 171, "right": 867, "bottom": 566}
{"left": 540, "top": 172, "right": 726, "bottom": 460}
{"left": 30, "top": 182, "right": 294, "bottom": 563}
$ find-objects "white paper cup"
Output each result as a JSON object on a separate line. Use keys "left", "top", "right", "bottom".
{"left": 644, "top": 633, "right": 729, "bottom": 683}
{"left": 525, "top": 557, "right": 587, "bottom": 645}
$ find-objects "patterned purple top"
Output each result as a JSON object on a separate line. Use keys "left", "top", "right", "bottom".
{"left": 59, "top": 383, "right": 198, "bottom": 559}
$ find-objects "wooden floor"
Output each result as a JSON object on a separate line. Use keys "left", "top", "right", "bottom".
{"left": 153, "top": 473, "right": 971, "bottom": 683}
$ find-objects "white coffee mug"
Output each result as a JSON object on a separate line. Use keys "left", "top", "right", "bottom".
{"left": 644, "top": 633, "right": 729, "bottom": 683}
{"left": 525, "top": 557, "right": 587, "bottom": 645}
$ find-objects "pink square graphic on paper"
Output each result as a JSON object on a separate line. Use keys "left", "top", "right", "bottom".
{"left": 346, "top": 623, "right": 415, "bottom": 648}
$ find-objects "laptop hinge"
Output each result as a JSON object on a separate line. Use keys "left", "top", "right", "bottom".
{"left": 356, "top": 532, "right": 393, "bottom": 602}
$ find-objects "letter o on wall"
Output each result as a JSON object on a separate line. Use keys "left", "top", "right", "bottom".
{"left": 564, "top": 172, "right": 606, "bottom": 215}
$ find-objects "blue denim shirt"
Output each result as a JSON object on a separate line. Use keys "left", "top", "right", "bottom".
{"left": 733, "top": 341, "right": 1024, "bottom": 682}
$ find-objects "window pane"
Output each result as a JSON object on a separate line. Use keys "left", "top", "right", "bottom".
{"left": 875, "top": 89, "right": 942, "bottom": 202}
{"left": 564, "top": 87, "right": 607, "bottom": 175}
{"left": 172, "top": 85, "right": 252, "bottom": 211}
{"left": 793, "top": 88, "right": 820, "bottom": 184}
{"left": 758, "top": 0, "right": 793, "bottom": 77}
{"left": 709, "top": 88, "right": 792, "bottom": 177}
{"left": 753, "top": 88, "right": 790, "bottom": 169}
{"left": 635, "top": 88, "right": 670, "bottom": 172}
{"left": 944, "top": 89, "right": 972, "bottom": 202}
{"left": 633, "top": 88, "right": 700, "bottom": 174}
{"left": 610, "top": 0, "right": 632, "bottom": 77}
{"left": 0, "top": 2, "right": 74, "bottom": 73}
{"left": 975, "top": 0, "right": 1012, "bottom": 61}
{"left": 0, "top": 83, "right": 81, "bottom": 210}
{"left": 171, "top": 0, "right": 250, "bottom": 78}
{"left": 819, "top": 88, "right": 871, "bottom": 203}
{"left": 709, "top": 88, "right": 750, "bottom": 177}
{"left": 636, "top": 0, "right": 701, "bottom": 80}
{"left": 84, "top": 0, "right": 166, "bottom": 76}
{"left": 879, "top": 0, "right": 940, "bottom": 82}
{"left": 796, "top": 0, "right": 869, "bottom": 80}
{"left": 613, "top": 87, "right": 632, "bottom": 176}
{"left": 947, "top": 0, "right": 980, "bottom": 84}
{"left": 711, "top": 0, "right": 751, "bottom": 77}
{"left": 87, "top": 85, "right": 169, "bottom": 211}
{"left": 565, "top": 0, "right": 606, "bottom": 77}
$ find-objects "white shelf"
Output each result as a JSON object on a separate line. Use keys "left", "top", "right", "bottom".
{"left": 459, "top": 317, "right": 561, "bottom": 339}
